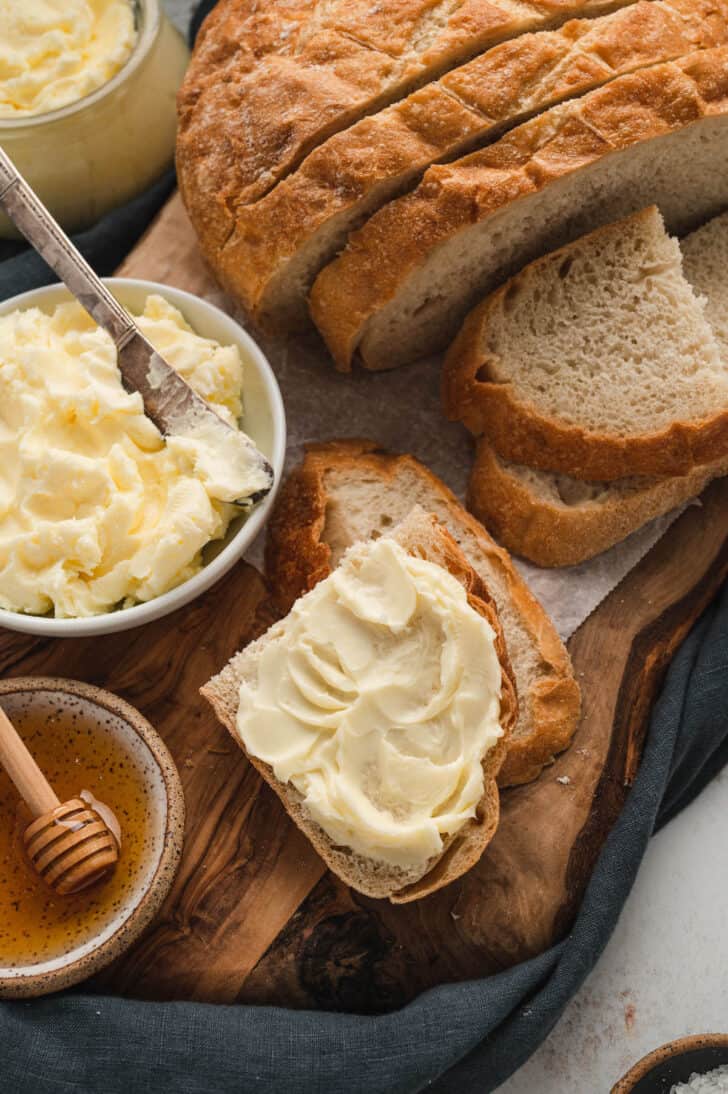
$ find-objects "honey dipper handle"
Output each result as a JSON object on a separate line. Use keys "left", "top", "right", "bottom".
{"left": 0, "top": 705, "right": 60, "bottom": 818}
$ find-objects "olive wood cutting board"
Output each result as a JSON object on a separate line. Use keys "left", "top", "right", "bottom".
{"left": 1, "top": 194, "right": 726, "bottom": 1012}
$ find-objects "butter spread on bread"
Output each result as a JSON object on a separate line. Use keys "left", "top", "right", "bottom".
{"left": 235, "top": 538, "right": 503, "bottom": 871}
{"left": 203, "top": 508, "right": 517, "bottom": 901}
{"left": 265, "top": 439, "right": 580, "bottom": 787}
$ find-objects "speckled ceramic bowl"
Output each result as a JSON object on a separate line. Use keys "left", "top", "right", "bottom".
{"left": 612, "top": 1034, "right": 728, "bottom": 1093}
{"left": 0, "top": 678, "right": 184, "bottom": 998}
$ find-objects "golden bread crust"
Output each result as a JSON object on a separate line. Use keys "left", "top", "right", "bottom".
{"left": 468, "top": 442, "right": 728, "bottom": 566}
{"left": 211, "top": 0, "right": 728, "bottom": 330}
{"left": 310, "top": 47, "right": 728, "bottom": 369}
{"left": 442, "top": 210, "right": 728, "bottom": 480}
{"left": 177, "top": 0, "right": 634, "bottom": 300}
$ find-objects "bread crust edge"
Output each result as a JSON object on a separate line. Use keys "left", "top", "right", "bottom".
{"left": 310, "top": 47, "right": 728, "bottom": 370}
{"left": 442, "top": 220, "right": 728, "bottom": 480}
{"left": 468, "top": 441, "right": 727, "bottom": 566}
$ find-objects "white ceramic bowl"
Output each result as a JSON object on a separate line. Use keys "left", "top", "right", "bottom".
{"left": 0, "top": 278, "right": 286, "bottom": 637}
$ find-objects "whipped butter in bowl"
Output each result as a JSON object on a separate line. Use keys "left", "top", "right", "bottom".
{"left": 0, "top": 1, "right": 189, "bottom": 237}
{"left": 0, "top": 279, "right": 285, "bottom": 637}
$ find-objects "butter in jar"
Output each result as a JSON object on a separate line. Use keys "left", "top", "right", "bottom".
{"left": 0, "top": 2, "right": 137, "bottom": 119}
{"left": 0, "top": 0, "right": 189, "bottom": 237}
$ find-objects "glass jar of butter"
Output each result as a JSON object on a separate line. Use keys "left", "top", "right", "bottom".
{"left": 0, "top": 0, "right": 189, "bottom": 239}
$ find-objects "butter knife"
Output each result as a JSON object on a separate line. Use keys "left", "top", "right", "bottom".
{"left": 0, "top": 148, "right": 273, "bottom": 505}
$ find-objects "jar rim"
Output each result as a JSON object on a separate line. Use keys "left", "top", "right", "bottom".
{"left": 0, "top": 0, "right": 163, "bottom": 131}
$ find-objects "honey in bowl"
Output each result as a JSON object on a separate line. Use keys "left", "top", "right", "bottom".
{"left": 0, "top": 689, "right": 165, "bottom": 970}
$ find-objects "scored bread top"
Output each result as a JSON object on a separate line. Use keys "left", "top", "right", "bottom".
{"left": 310, "top": 46, "right": 728, "bottom": 371}
{"left": 202, "top": 507, "right": 517, "bottom": 903}
{"left": 208, "top": 0, "right": 728, "bottom": 331}
{"left": 177, "top": 0, "right": 634, "bottom": 276}
{"left": 265, "top": 439, "right": 581, "bottom": 786}
{"left": 442, "top": 206, "right": 728, "bottom": 480}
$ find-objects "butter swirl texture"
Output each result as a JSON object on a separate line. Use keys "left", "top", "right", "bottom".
{"left": 0, "top": 294, "right": 251, "bottom": 618}
{"left": 0, "top": 1, "right": 136, "bottom": 118}
{"left": 236, "top": 538, "right": 503, "bottom": 869}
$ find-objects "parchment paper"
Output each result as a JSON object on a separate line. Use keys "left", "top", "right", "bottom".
{"left": 213, "top": 292, "right": 689, "bottom": 643}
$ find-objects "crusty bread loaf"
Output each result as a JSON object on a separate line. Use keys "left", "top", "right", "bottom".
{"left": 202, "top": 508, "right": 518, "bottom": 903}
{"left": 178, "top": 0, "right": 635, "bottom": 272}
{"left": 265, "top": 440, "right": 581, "bottom": 786}
{"left": 468, "top": 442, "right": 728, "bottom": 567}
{"left": 310, "top": 47, "right": 728, "bottom": 371}
{"left": 682, "top": 208, "right": 728, "bottom": 354}
{"left": 442, "top": 206, "right": 728, "bottom": 480}
{"left": 216, "top": 0, "right": 728, "bottom": 332}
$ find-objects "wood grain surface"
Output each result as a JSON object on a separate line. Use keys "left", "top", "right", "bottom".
{"left": 1, "top": 194, "right": 725, "bottom": 1010}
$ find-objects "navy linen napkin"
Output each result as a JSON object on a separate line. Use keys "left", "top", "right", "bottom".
{"left": 0, "top": 170, "right": 175, "bottom": 302}
{"left": 1, "top": 2, "right": 727, "bottom": 1091}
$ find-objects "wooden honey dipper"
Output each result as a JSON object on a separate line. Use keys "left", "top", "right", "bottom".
{"left": 0, "top": 704, "right": 120, "bottom": 895}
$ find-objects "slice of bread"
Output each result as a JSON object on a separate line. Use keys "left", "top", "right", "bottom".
{"left": 202, "top": 508, "right": 518, "bottom": 903}
{"left": 265, "top": 440, "right": 581, "bottom": 787}
{"left": 468, "top": 441, "right": 728, "bottom": 567}
{"left": 442, "top": 206, "right": 728, "bottom": 480}
{"left": 178, "top": 0, "right": 633, "bottom": 268}
{"left": 463, "top": 208, "right": 728, "bottom": 565}
{"left": 310, "top": 48, "right": 728, "bottom": 371}
{"left": 218, "top": 0, "right": 728, "bottom": 331}
{"left": 682, "top": 208, "right": 728, "bottom": 354}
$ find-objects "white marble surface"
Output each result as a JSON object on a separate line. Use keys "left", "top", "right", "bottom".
{"left": 499, "top": 768, "right": 728, "bottom": 1092}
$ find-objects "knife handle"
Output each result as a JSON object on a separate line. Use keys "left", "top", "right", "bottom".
{"left": 0, "top": 146, "right": 135, "bottom": 347}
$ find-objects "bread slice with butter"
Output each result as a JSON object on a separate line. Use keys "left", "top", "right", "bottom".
{"left": 265, "top": 440, "right": 580, "bottom": 787}
{"left": 202, "top": 508, "right": 518, "bottom": 903}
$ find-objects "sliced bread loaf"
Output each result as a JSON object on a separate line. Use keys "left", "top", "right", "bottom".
{"left": 265, "top": 439, "right": 581, "bottom": 787}
{"left": 202, "top": 508, "right": 518, "bottom": 903}
{"left": 178, "top": 0, "right": 634, "bottom": 268}
{"left": 442, "top": 206, "right": 728, "bottom": 480}
{"left": 310, "top": 47, "right": 728, "bottom": 371}
{"left": 219, "top": 0, "right": 728, "bottom": 331}
{"left": 468, "top": 441, "right": 728, "bottom": 567}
